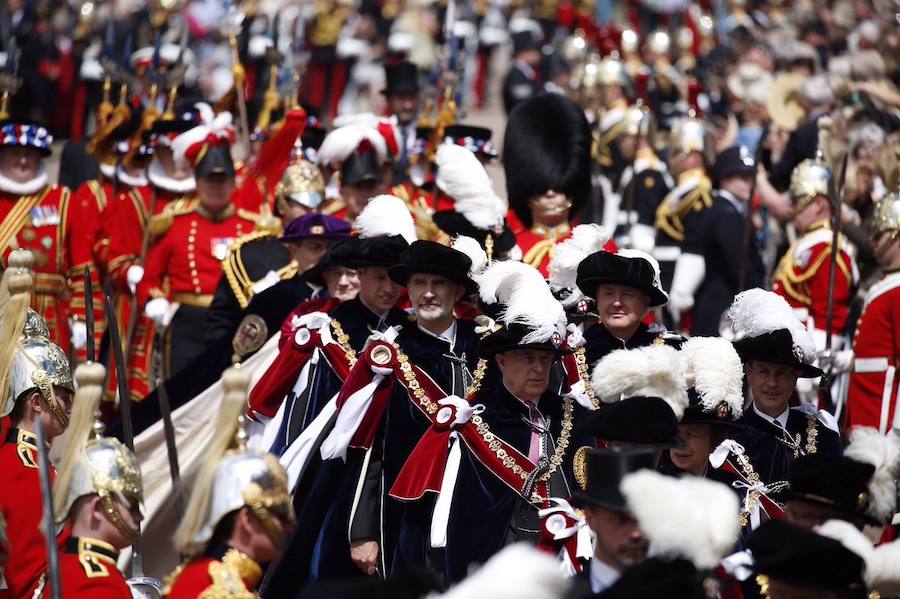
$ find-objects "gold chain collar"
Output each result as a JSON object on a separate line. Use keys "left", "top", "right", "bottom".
{"left": 329, "top": 318, "right": 357, "bottom": 368}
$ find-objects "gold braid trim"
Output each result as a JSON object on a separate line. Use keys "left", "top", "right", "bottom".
{"left": 148, "top": 198, "right": 199, "bottom": 237}
{"left": 199, "top": 549, "right": 262, "bottom": 598}
{"left": 805, "top": 414, "right": 819, "bottom": 455}
{"left": 221, "top": 230, "right": 298, "bottom": 309}
{"left": 772, "top": 240, "right": 853, "bottom": 306}
{"left": 654, "top": 177, "right": 713, "bottom": 242}
{"left": 574, "top": 347, "right": 599, "bottom": 409}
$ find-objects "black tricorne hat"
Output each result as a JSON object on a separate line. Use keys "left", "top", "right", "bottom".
{"left": 431, "top": 210, "right": 517, "bottom": 255}
{"left": 477, "top": 322, "right": 570, "bottom": 357}
{"left": 713, "top": 145, "right": 756, "bottom": 181}
{"left": 382, "top": 61, "right": 420, "bottom": 96}
{"left": 350, "top": 235, "right": 409, "bottom": 269}
{"left": 576, "top": 251, "right": 668, "bottom": 307}
{"left": 570, "top": 446, "right": 657, "bottom": 510}
{"left": 301, "top": 237, "right": 361, "bottom": 285}
{"left": 195, "top": 144, "right": 236, "bottom": 178}
{"left": 579, "top": 397, "right": 686, "bottom": 448}
{"left": 732, "top": 328, "right": 824, "bottom": 378}
{"left": 388, "top": 240, "right": 477, "bottom": 295}
{"left": 503, "top": 94, "right": 591, "bottom": 228}
{"left": 748, "top": 521, "right": 867, "bottom": 596}
{"left": 341, "top": 146, "right": 382, "bottom": 187}
{"left": 782, "top": 455, "right": 880, "bottom": 526}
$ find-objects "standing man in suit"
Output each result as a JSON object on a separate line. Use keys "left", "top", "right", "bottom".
{"left": 383, "top": 61, "right": 421, "bottom": 184}
{"left": 502, "top": 27, "right": 542, "bottom": 115}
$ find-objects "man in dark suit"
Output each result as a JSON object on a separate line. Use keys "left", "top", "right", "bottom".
{"left": 502, "top": 28, "right": 542, "bottom": 115}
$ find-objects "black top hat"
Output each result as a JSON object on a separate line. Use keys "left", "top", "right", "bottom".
{"left": 382, "top": 61, "right": 420, "bottom": 96}
{"left": 576, "top": 251, "right": 668, "bottom": 307}
{"left": 431, "top": 211, "right": 517, "bottom": 255}
{"left": 341, "top": 146, "right": 382, "bottom": 187}
{"left": 597, "top": 558, "right": 705, "bottom": 599}
{"left": 511, "top": 30, "right": 540, "bottom": 55}
{"left": 713, "top": 145, "right": 756, "bottom": 181}
{"left": 301, "top": 237, "right": 361, "bottom": 285}
{"left": 477, "top": 322, "right": 570, "bottom": 357}
{"left": 579, "top": 397, "right": 686, "bottom": 448}
{"left": 350, "top": 235, "right": 409, "bottom": 269}
{"left": 781, "top": 455, "right": 879, "bottom": 526}
{"left": 570, "top": 446, "right": 657, "bottom": 510}
{"left": 503, "top": 94, "right": 591, "bottom": 228}
{"left": 732, "top": 328, "right": 823, "bottom": 378}
{"left": 748, "top": 521, "right": 867, "bottom": 596}
{"left": 195, "top": 144, "right": 236, "bottom": 178}
{"left": 388, "top": 240, "right": 477, "bottom": 295}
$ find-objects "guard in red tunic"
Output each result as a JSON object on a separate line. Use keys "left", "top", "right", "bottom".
{"left": 843, "top": 192, "right": 900, "bottom": 433}
{"left": 166, "top": 367, "right": 293, "bottom": 598}
{"left": 0, "top": 311, "right": 74, "bottom": 598}
{"left": 0, "top": 119, "right": 102, "bottom": 359}
{"left": 136, "top": 105, "right": 259, "bottom": 377}
{"left": 40, "top": 362, "right": 147, "bottom": 599}
{"left": 502, "top": 94, "right": 598, "bottom": 277}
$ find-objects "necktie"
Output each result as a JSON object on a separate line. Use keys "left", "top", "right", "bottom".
{"left": 527, "top": 405, "right": 545, "bottom": 465}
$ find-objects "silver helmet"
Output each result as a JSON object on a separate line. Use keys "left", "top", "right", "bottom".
{"left": 789, "top": 157, "right": 831, "bottom": 216}
{"left": 871, "top": 190, "right": 900, "bottom": 256}
{"left": 670, "top": 116, "right": 707, "bottom": 155}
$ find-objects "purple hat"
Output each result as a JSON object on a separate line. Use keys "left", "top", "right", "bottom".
{"left": 279, "top": 213, "right": 352, "bottom": 243}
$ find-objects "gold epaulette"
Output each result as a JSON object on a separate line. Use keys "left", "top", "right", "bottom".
{"left": 654, "top": 177, "right": 713, "bottom": 242}
{"left": 148, "top": 198, "right": 199, "bottom": 237}
{"left": 236, "top": 208, "right": 283, "bottom": 236}
{"left": 222, "top": 230, "right": 299, "bottom": 309}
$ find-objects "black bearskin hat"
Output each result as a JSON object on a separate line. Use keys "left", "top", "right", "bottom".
{"left": 502, "top": 93, "right": 591, "bottom": 228}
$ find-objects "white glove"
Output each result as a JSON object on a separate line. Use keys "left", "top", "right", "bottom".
{"left": 145, "top": 298, "right": 174, "bottom": 327}
{"left": 127, "top": 265, "right": 144, "bottom": 294}
{"left": 629, "top": 223, "right": 656, "bottom": 253}
{"left": 667, "top": 253, "right": 706, "bottom": 321}
{"left": 70, "top": 320, "right": 88, "bottom": 350}
{"left": 817, "top": 349, "right": 854, "bottom": 374}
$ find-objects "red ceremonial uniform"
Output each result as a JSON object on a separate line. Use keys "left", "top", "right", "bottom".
{"left": 166, "top": 548, "right": 263, "bottom": 598}
{"left": 772, "top": 221, "right": 858, "bottom": 338}
{"left": 0, "top": 428, "right": 68, "bottom": 599}
{"left": 0, "top": 182, "right": 102, "bottom": 360}
{"left": 50, "top": 537, "right": 130, "bottom": 598}
{"left": 846, "top": 271, "right": 900, "bottom": 434}
{"left": 509, "top": 211, "right": 618, "bottom": 278}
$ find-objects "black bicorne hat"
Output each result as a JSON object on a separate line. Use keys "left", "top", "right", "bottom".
{"left": 570, "top": 446, "right": 657, "bottom": 510}
{"left": 576, "top": 251, "right": 669, "bottom": 307}
{"left": 503, "top": 93, "right": 591, "bottom": 228}
{"left": 782, "top": 455, "right": 880, "bottom": 526}
{"left": 388, "top": 240, "right": 477, "bottom": 295}
{"left": 732, "top": 328, "right": 824, "bottom": 378}
{"left": 579, "top": 397, "right": 686, "bottom": 448}
{"left": 382, "top": 61, "right": 420, "bottom": 96}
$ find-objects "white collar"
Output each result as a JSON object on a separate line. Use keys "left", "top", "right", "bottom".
{"left": 116, "top": 166, "right": 148, "bottom": 188}
{"left": 148, "top": 160, "right": 196, "bottom": 194}
{"left": 718, "top": 189, "right": 745, "bottom": 214}
{"left": 589, "top": 557, "right": 622, "bottom": 593}
{"left": 753, "top": 402, "right": 789, "bottom": 429}
{"left": 515, "top": 60, "right": 536, "bottom": 79}
{"left": 0, "top": 166, "right": 48, "bottom": 195}
{"left": 417, "top": 319, "right": 457, "bottom": 348}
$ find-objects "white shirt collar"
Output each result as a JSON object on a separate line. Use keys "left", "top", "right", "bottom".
{"left": 753, "top": 402, "right": 789, "bottom": 429}
{"left": 417, "top": 319, "right": 457, "bottom": 348}
{"left": 589, "top": 558, "right": 622, "bottom": 593}
{"left": 718, "top": 189, "right": 746, "bottom": 214}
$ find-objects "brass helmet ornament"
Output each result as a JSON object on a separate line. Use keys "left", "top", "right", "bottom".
{"left": 788, "top": 117, "right": 834, "bottom": 217}
{"left": 275, "top": 158, "right": 326, "bottom": 214}
{"left": 670, "top": 80, "right": 710, "bottom": 159}
{"left": 596, "top": 54, "right": 630, "bottom": 88}
{"left": 52, "top": 362, "right": 143, "bottom": 538}
{"left": 871, "top": 190, "right": 900, "bottom": 257}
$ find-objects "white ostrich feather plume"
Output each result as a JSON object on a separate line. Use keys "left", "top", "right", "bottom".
{"left": 435, "top": 143, "right": 506, "bottom": 230}
{"left": 353, "top": 195, "right": 417, "bottom": 244}
{"left": 316, "top": 124, "right": 388, "bottom": 168}
{"left": 726, "top": 288, "right": 816, "bottom": 362}
{"left": 547, "top": 224, "right": 610, "bottom": 307}
{"left": 171, "top": 102, "right": 234, "bottom": 168}
{"left": 621, "top": 470, "right": 740, "bottom": 569}
{"left": 844, "top": 427, "right": 900, "bottom": 523}
{"left": 452, "top": 235, "right": 489, "bottom": 276}
{"left": 680, "top": 337, "right": 745, "bottom": 418}
{"left": 591, "top": 345, "right": 688, "bottom": 418}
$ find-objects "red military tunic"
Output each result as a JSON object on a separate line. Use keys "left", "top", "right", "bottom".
{"left": 509, "top": 211, "right": 618, "bottom": 278}
{"left": 50, "top": 537, "right": 130, "bottom": 598}
{"left": 846, "top": 270, "right": 900, "bottom": 434}
{"left": 0, "top": 428, "right": 68, "bottom": 599}
{"left": 166, "top": 548, "right": 263, "bottom": 598}
{"left": 0, "top": 181, "right": 102, "bottom": 359}
{"left": 772, "top": 220, "right": 858, "bottom": 339}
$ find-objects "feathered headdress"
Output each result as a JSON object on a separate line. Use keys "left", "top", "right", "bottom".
{"left": 333, "top": 113, "right": 402, "bottom": 159}
{"left": 317, "top": 124, "right": 389, "bottom": 169}
{"left": 452, "top": 235, "right": 489, "bottom": 277}
{"left": 726, "top": 288, "right": 816, "bottom": 360}
{"left": 435, "top": 144, "right": 506, "bottom": 230}
{"left": 680, "top": 336, "right": 745, "bottom": 420}
{"left": 621, "top": 470, "right": 739, "bottom": 569}
{"left": 591, "top": 345, "right": 689, "bottom": 419}
{"left": 548, "top": 224, "right": 611, "bottom": 309}
{"left": 170, "top": 103, "right": 236, "bottom": 170}
{"left": 353, "top": 195, "right": 417, "bottom": 244}
{"left": 476, "top": 260, "right": 567, "bottom": 345}
{"left": 844, "top": 427, "right": 900, "bottom": 524}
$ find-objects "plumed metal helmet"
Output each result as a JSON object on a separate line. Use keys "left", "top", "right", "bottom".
{"left": 647, "top": 30, "right": 671, "bottom": 55}
{"left": 670, "top": 116, "right": 707, "bottom": 155}
{"left": 4, "top": 314, "right": 73, "bottom": 424}
{"left": 503, "top": 94, "right": 592, "bottom": 228}
{"left": 596, "top": 55, "right": 630, "bottom": 87}
{"left": 275, "top": 158, "right": 326, "bottom": 213}
{"left": 52, "top": 363, "right": 143, "bottom": 538}
{"left": 789, "top": 158, "right": 831, "bottom": 202}
{"left": 175, "top": 366, "right": 294, "bottom": 555}
{"left": 871, "top": 190, "right": 900, "bottom": 256}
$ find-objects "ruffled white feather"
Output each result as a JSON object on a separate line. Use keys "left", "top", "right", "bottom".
{"left": 621, "top": 470, "right": 740, "bottom": 569}
{"left": 437, "top": 543, "right": 568, "bottom": 599}
{"left": 547, "top": 224, "right": 610, "bottom": 308}
{"left": 452, "top": 235, "right": 489, "bottom": 276}
{"left": 844, "top": 427, "right": 900, "bottom": 523}
{"left": 680, "top": 337, "right": 745, "bottom": 419}
{"left": 171, "top": 102, "right": 235, "bottom": 169}
{"left": 867, "top": 538, "right": 900, "bottom": 594}
{"left": 435, "top": 144, "right": 506, "bottom": 230}
{"left": 353, "top": 195, "right": 417, "bottom": 244}
{"left": 475, "top": 260, "right": 567, "bottom": 345}
{"left": 726, "top": 288, "right": 816, "bottom": 363}
{"left": 316, "top": 124, "right": 388, "bottom": 168}
{"left": 591, "top": 345, "right": 689, "bottom": 419}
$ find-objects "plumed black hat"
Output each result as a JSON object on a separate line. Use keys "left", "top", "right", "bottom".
{"left": 502, "top": 94, "right": 591, "bottom": 227}
{"left": 388, "top": 240, "right": 477, "bottom": 295}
